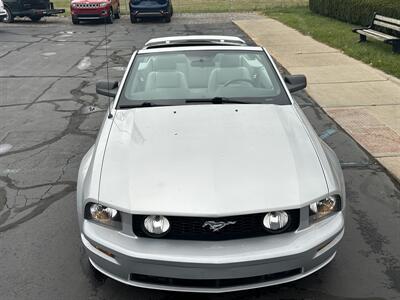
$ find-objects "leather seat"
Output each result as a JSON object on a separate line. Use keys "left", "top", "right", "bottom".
{"left": 208, "top": 55, "right": 251, "bottom": 92}
{"left": 145, "top": 56, "right": 189, "bottom": 98}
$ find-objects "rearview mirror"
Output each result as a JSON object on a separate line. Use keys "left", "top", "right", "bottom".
{"left": 96, "top": 80, "right": 119, "bottom": 98}
{"left": 284, "top": 75, "right": 307, "bottom": 93}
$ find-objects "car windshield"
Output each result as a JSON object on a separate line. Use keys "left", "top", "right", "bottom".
{"left": 118, "top": 49, "right": 291, "bottom": 107}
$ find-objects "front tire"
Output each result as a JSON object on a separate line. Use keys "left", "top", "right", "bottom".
{"left": 106, "top": 8, "right": 114, "bottom": 24}
{"left": 72, "top": 18, "right": 79, "bottom": 25}
{"left": 114, "top": 6, "right": 120, "bottom": 19}
{"left": 130, "top": 14, "right": 137, "bottom": 23}
{"left": 3, "top": 7, "right": 14, "bottom": 23}
{"left": 164, "top": 15, "right": 171, "bottom": 23}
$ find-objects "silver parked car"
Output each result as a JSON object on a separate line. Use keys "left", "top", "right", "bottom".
{"left": 77, "top": 36, "right": 345, "bottom": 293}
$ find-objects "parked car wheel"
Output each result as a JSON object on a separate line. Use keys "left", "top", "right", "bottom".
{"left": 30, "top": 16, "right": 42, "bottom": 22}
{"left": 106, "top": 8, "right": 114, "bottom": 24}
{"left": 114, "top": 6, "right": 120, "bottom": 19}
{"left": 72, "top": 18, "right": 79, "bottom": 25}
{"left": 164, "top": 15, "right": 171, "bottom": 23}
{"left": 130, "top": 14, "right": 137, "bottom": 23}
{"left": 3, "top": 7, "right": 14, "bottom": 23}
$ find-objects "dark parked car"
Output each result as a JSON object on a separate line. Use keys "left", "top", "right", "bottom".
{"left": 129, "top": 0, "right": 173, "bottom": 23}
{"left": 2, "top": 0, "right": 64, "bottom": 22}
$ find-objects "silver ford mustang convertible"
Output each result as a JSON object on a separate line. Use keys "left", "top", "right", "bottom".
{"left": 77, "top": 36, "right": 345, "bottom": 293}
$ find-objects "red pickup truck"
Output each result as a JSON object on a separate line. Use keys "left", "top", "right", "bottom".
{"left": 70, "top": 0, "right": 120, "bottom": 24}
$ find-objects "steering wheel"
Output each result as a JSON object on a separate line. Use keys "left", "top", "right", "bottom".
{"left": 223, "top": 79, "right": 255, "bottom": 87}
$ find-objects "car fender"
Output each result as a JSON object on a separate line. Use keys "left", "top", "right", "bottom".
{"left": 320, "top": 140, "right": 346, "bottom": 208}
{"left": 77, "top": 109, "right": 115, "bottom": 229}
{"left": 77, "top": 145, "right": 95, "bottom": 230}
{"left": 292, "top": 103, "right": 344, "bottom": 200}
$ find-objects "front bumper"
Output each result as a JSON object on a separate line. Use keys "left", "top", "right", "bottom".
{"left": 130, "top": 4, "right": 170, "bottom": 17}
{"left": 21, "top": 8, "right": 65, "bottom": 17}
{"left": 82, "top": 212, "right": 344, "bottom": 292}
{"left": 71, "top": 8, "right": 110, "bottom": 20}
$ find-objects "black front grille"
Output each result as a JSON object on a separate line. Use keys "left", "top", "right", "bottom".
{"left": 132, "top": 210, "right": 300, "bottom": 241}
{"left": 76, "top": 14, "right": 102, "bottom": 17}
{"left": 130, "top": 268, "right": 302, "bottom": 289}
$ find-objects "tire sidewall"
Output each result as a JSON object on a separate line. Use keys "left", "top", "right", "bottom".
{"left": 3, "top": 7, "right": 14, "bottom": 23}
{"left": 108, "top": 8, "right": 114, "bottom": 23}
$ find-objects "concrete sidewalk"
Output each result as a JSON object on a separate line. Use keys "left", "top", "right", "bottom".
{"left": 235, "top": 17, "right": 400, "bottom": 181}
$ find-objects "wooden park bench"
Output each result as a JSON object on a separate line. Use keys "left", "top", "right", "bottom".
{"left": 352, "top": 13, "right": 400, "bottom": 53}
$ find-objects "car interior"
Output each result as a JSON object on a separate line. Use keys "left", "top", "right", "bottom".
{"left": 123, "top": 51, "right": 281, "bottom": 101}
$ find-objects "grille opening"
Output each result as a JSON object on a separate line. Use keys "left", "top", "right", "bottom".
{"left": 132, "top": 210, "right": 300, "bottom": 241}
{"left": 130, "top": 268, "right": 302, "bottom": 288}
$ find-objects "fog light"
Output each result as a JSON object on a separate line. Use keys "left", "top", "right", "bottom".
{"left": 144, "top": 215, "right": 170, "bottom": 237}
{"left": 263, "top": 211, "right": 289, "bottom": 232}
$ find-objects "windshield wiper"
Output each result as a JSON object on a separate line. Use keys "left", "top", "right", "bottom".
{"left": 118, "top": 99, "right": 185, "bottom": 109}
{"left": 186, "top": 97, "right": 259, "bottom": 104}
{"left": 118, "top": 97, "right": 263, "bottom": 109}
{"left": 119, "top": 102, "right": 157, "bottom": 109}
{"left": 118, "top": 101, "right": 184, "bottom": 109}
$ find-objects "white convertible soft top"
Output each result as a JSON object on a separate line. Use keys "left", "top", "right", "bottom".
{"left": 144, "top": 35, "right": 247, "bottom": 48}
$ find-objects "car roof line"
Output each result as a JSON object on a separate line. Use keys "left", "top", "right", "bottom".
{"left": 138, "top": 45, "right": 263, "bottom": 53}
{"left": 143, "top": 35, "right": 247, "bottom": 49}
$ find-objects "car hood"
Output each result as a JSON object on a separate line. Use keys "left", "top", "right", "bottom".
{"left": 99, "top": 104, "right": 328, "bottom": 216}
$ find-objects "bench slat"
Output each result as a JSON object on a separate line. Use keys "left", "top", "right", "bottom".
{"left": 357, "top": 29, "right": 389, "bottom": 41}
{"left": 373, "top": 20, "right": 400, "bottom": 32}
{"left": 375, "top": 14, "right": 400, "bottom": 26}
{"left": 356, "top": 30, "right": 386, "bottom": 41}
{"left": 363, "top": 29, "right": 398, "bottom": 40}
{"left": 357, "top": 29, "right": 394, "bottom": 41}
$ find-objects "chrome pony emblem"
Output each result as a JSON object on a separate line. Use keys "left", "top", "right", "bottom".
{"left": 202, "top": 220, "right": 237, "bottom": 232}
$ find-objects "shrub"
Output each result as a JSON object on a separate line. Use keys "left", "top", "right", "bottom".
{"left": 309, "top": 0, "right": 400, "bottom": 26}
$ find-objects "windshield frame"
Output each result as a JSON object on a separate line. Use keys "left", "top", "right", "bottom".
{"left": 115, "top": 46, "right": 292, "bottom": 109}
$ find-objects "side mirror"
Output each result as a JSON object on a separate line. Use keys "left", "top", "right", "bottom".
{"left": 284, "top": 75, "right": 307, "bottom": 93}
{"left": 96, "top": 80, "right": 119, "bottom": 98}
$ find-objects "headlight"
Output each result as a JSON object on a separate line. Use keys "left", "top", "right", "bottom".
{"left": 143, "top": 215, "right": 170, "bottom": 237}
{"left": 85, "top": 203, "right": 121, "bottom": 227}
{"left": 309, "top": 195, "right": 341, "bottom": 222}
{"left": 99, "top": 2, "right": 108, "bottom": 7}
{"left": 263, "top": 211, "right": 289, "bottom": 232}
{"left": 71, "top": 3, "right": 77, "bottom": 8}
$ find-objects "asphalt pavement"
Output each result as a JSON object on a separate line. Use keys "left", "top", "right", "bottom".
{"left": 0, "top": 14, "right": 399, "bottom": 300}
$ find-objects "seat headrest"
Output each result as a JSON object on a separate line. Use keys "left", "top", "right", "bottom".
{"left": 145, "top": 71, "right": 188, "bottom": 90}
{"left": 153, "top": 56, "right": 177, "bottom": 70}
{"left": 220, "top": 55, "right": 241, "bottom": 68}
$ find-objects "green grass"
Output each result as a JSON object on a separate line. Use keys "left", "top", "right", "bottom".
{"left": 265, "top": 7, "right": 400, "bottom": 79}
{"left": 53, "top": 0, "right": 308, "bottom": 16}
{"left": 171, "top": 0, "right": 308, "bottom": 13}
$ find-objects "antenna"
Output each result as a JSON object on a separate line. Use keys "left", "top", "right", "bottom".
{"left": 104, "top": 18, "right": 113, "bottom": 119}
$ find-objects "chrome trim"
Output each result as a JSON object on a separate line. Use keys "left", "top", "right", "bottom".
{"left": 75, "top": 3, "right": 100, "bottom": 8}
